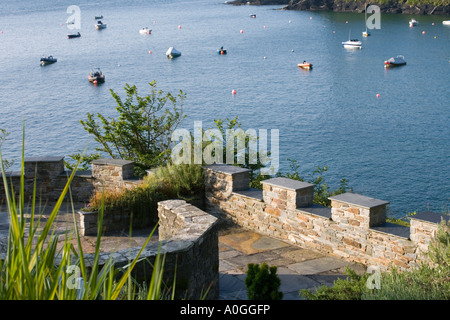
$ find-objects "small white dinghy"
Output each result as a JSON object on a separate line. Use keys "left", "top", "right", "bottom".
{"left": 166, "top": 47, "right": 181, "bottom": 59}
{"left": 139, "top": 27, "right": 151, "bottom": 34}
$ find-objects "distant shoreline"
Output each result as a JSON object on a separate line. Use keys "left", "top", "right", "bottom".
{"left": 226, "top": 0, "right": 450, "bottom": 15}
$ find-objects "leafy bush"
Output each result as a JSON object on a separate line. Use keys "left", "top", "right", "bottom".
{"left": 245, "top": 262, "right": 283, "bottom": 300}
{"left": 299, "top": 268, "right": 369, "bottom": 300}
{"left": 80, "top": 81, "right": 186, "bottom": 176}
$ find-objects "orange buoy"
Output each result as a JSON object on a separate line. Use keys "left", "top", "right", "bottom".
{"left": 422, "top": 31, "right": 426, "bottom": 34}
{"left": 149, "top": 50, "right": 152, "bottom": 54}
{"left": 376, "top": 94, "right": 380, "bottom": 98}
{"left": 240, "top": 29, "right": 244, "bottom": 33}
{"left": 232, "top": 89, "right": 237, "bottom": 95}
{"left": 178, "top": 25, "right": 182, "bottom": 29}
{"left": 93, "top": 80, "right": 98, "bottom": 84}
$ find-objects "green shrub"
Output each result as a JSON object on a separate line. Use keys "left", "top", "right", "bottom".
{"left": 299, "top": 268, "right": 368, "bottom": 300}
{"left": 245, "top": 263, "right": 283, "bottom": 300}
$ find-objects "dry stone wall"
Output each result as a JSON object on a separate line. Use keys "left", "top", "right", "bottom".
{"left": 204, "top": 164, "right": 448, "bottom": 271}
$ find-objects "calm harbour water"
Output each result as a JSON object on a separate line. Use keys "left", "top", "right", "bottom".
{"left": 0, "top": 0, "right": 449, "bottom": 218}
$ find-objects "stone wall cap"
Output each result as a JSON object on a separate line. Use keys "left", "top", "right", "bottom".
{"left": 410, "top": 211, "right": 450, "bottom": 224}
{"left": 329, "top": 193, "right": 389, "bottom": 208}
{"left": 24, "top": 156, "right": 64, "bottom": 162}
{"left": 204, "top": 164, "right": 251, "bottom": 175}
{"left": 261, "top": 177, "right": 314, "bottom": 190}
{"left": 91, "top": 159, "right": 134, "bottom": 166}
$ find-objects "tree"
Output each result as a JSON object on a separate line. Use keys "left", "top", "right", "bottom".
{"left": 79, "top": 81, "right": 186, "bottom": 175}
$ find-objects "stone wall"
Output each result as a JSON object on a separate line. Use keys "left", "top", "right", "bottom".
{"left": 0, "top": 156, "right": 142, "bottom": 205}
{"left": 79, "top": 199, "right": 219, "bottom": 299}
{"left": 204, "top": 164, "right": 449, "bottom": 271}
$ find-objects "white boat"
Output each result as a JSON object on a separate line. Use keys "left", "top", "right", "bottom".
{"left": 409, "top": 19, "right": 418, "bottom": 27}
{"left": 384, "top": 55, "right": 407, "bottom": 68}
{"left": 166, "top": 47, "right": 181, "bottom": 59}
{"left": 443, "top": 20, "right": 450, "bottom": 26}
{"left": 342, "top": 39, "right": 362, "bottom": 49}
{"left": 95, "top": 21, "right": 107, "bottom": 30}
{"left": 342, "top": 30, "right": 362, "bottom": 49}
{"left": 139, "top": 27, "right": 152, "bottom": 34}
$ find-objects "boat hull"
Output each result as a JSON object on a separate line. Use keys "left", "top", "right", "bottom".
{"left": 88, "top": 76, "right": 105, "bottom": 83}
{"left": 384, "top": 62, "right": 406, "bottom": 68}
{"left": 298, "top": 63, "right": 312, "bottom": 70}
{"left": 95, "top": 24, "right": 107, "bottom": 30}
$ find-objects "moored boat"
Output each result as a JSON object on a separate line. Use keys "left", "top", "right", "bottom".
{"left": 139, "top": 27, "right": 152, "bottom": 34}
{"left": 40, "top": 56, "right": 57, "bottom": 66}
{"left": 166, "top": 47, "right": 181, "bottom": 59}
{"left": 409, "top": 19, "right": 418, "bottom": 27}
{"left": 67, "top": 32, "right": 81, "bottom": 39}
{"left": 95, "top": 21, "right": 107, "bottom": 30}
{"left": 384, "top": 55, "right": 406, "bottom": 68}
{"left": 94, "top": 15, "right": 103, "bottom": 20}
{"left": 342, "top": 39, "right": 362, "bottom": 49}
{"left": 443, "top": 20, "right": 450, "bottom": 25}
{"left": 217, "top": 47, "right": 227, "bottom": 55}
{"left": 298, "top": 61, "right": 313, "bottom": 70}
{"left": 342, "top": 30, "right": 362, "bottom": 49}
{"left": 88, "top": 68, "right": 105, "bottom": 83}
{"left": 250, "top": 14, "right": 256, "bottom": 18}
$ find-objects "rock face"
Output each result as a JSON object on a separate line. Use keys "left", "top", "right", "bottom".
{"left": 226, "top": 0, "right": 450, "bottom": 15}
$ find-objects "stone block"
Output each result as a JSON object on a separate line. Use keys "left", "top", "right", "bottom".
{"left": 329, "top": 193, "right": 388, "bottom": 228}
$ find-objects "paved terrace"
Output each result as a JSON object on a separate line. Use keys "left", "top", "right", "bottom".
{"left": 0, "top": 203, "right": 366, "bottom": 300}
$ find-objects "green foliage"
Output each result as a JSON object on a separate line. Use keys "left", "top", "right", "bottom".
{"left": 80, "top": 81, "right": 186, "bottom": 176}
{"left": 64, "top": 151, "right": 101, "bottom": 171}
{"left": 86, "top": 163, "right": 205, "bottom": 222}
{"left": 147, "top": 163, "right": 204, "bottom": 204}
{"left": 428, "top": 219, "right": 450, "bottom": 268}
{"left": 362, "top": 264, "right": 450, "bottom": 300}
{"left": 245, "top": 262, "right": 283, "bottom": 300}
{"left": 299, "top": 268, "right": 368, "bottom": 300}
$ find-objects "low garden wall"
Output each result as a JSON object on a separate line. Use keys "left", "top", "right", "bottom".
{"left": 77, "top": 199, "right": 219, "bottom": 299}
{"left": 204, "top": 164, "right": 449, "bottom": 271}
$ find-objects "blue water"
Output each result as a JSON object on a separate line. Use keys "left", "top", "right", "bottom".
{"left": 0, "top": 0, "right": 449, "bottom": 218}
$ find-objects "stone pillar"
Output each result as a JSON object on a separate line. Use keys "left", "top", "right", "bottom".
{"left": 204, "top": 164, "right": 251, "bottom": 201}
{"left": 24, "top": 156, "right": 65, "bottom": 201}
{"left": 329, "top": 193, "right": 388, "bottom": 228}
{"left": 91, "top": 159, "right": 135, "bottom": 182}
{"left": 261, "top": 177, "right": 314, "bottom": 212}
{"left": 410, "top": 211, "right": 449, "bottom": 260}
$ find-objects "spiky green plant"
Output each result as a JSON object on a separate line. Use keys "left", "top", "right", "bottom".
{"left": 0, "top": 129, "right": 170, "bottom": 300}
